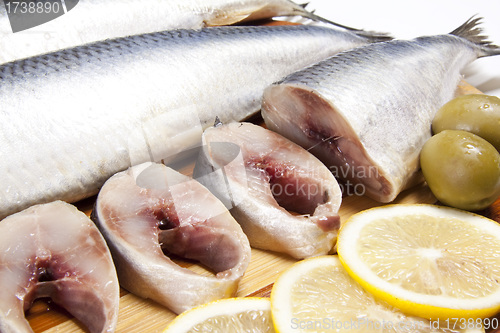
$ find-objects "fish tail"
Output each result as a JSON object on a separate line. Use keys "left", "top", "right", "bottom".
{"left": 291, "top": 3, "right": 393, "bottom": 42}
{"left": 451, "top": 16, "right": 500, "bottom": 57}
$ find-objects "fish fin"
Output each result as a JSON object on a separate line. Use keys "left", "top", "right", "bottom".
{"left": 208, "top": 2, "right": 393, "bottom": 42}
{"left": 206, "top": 12, "right": 255, "bottom": 26}
{"left": 205, "top": 4, "right": 279, "bottom": 26}
{"left": 450, "top": 16, "right": 500, "bottom": 57}
{"left": 290, "top": 3, "right": 393, "bottom": 42}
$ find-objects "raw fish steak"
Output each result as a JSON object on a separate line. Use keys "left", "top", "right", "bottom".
{"left": 194, "top": 122, "right": 342, "bottom": 259}
{"left": 92, "top": 162, "right": 251, "bottom": 314}
{"left": 0, "top": 201, "right": 119, "bottom": 333}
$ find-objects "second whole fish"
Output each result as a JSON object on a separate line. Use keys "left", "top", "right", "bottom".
{"left": 0, "top": 24, "right": 388, "bottom": 220}
{"left": 0, "top": 0, "right": 384, "bottom": 64}
{"left": 262, "top": 17, "right": 500, "bottom": 203}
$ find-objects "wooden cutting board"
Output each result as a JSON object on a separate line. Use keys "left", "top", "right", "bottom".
{"left": 23, "top": 80, "right": 500, "bottom": 333}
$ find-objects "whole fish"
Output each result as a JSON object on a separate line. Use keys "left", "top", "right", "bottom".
{"left": 0, "top": 0, "right": 382, "bottom": 64}
{"left": 193, "top": 122, "right": 342, "bottom": 259}
{"left": 92, "top": 162, "right": 251, "bottom": 314}
{"left": 0, "top": 24, "right": 387, "bottom": 220}
{"left": 261, "top": 17, "right": 500, "bottom": 203}
{"left": 0, "top": 201, "right": 119, "bottom": 333}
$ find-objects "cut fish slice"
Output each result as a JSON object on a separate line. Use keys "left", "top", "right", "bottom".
{"left": 92, "top": 162, "right": 251, "bottom": 314}
{"left": 193, "top": 122, "right": 342, "bottom": 259}
{"left": 0, "top": 201, "right": 119, "bottom": 333}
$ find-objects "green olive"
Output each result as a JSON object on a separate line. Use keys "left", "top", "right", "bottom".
{"left": 432, "top": 94, "right": 500, "bottom": 151}
{"left": 420, "top": 130, "right": 500, "bottom": 211}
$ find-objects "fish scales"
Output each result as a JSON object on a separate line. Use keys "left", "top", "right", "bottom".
{"left": 0, "top": 24, "right": 380, "bottom": 220}
{"left": 262, "top": 18, "right": 500, "bottom": 203}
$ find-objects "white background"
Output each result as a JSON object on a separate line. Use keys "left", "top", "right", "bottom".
{"left": 306, "top": 0, "right": 500, "bottom": 98}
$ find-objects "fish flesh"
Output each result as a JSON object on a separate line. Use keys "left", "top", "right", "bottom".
{"left": 261, "top": 17, "right": 500, "bottom": 203}
{"left": 0, "top": 0, "right": 383, "bottom": 64}
{"left": 0, "top": 201, "right": 119, "bottom": 333}
{"left": 0, "top": 24, "right": 387, "bottom": 220}
{"left": 193, "top": 122, "right": 342, "bottom": 259}
{"left": 92, "top": 162, "right": 251, "bottom": 314}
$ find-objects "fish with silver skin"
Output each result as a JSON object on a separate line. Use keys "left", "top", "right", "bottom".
{"left": 92, "top": 162, "right": 251, "bottom": 314}
{"left": 193, "top": 122, "right": 342, "bottom": 259}
{"left": 0, "top": 201, "right": 119, "bottom": 333}
{"left": 262, "top": 17, "right": 500, "bottom": 203}
{"left": 0, "top": 0, "right": 383, "bottom": 64}
{"left": 0, "top": 24, "right": 388, "bottom": 220}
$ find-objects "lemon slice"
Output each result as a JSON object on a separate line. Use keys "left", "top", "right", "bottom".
{"left": 163, "top": 297, "right": 275, "bottom": 332}
{"left": 337, "top": 204, "right": 500, "bottom": 320}
{"left": 271, "top": 255, "right": 483, "bottom": 333}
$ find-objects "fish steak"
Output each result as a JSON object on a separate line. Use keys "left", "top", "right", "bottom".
{"left": 194, "top": 122, "right": 342, "bottom": 259}
{"left": 0, "top": 201, "right": 119, "bottom": 333}
{"left": 92, "top": 162, "right": 251, "bottom": 314}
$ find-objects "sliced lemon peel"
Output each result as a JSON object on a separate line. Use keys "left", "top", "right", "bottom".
{"left": 163, "top": 297, "right": 273, "bottom": 332}
{"left": 337, "top": 204, "right": 500, "bottom": 320}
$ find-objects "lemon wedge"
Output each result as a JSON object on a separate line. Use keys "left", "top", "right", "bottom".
{"left": 337, "top": 204, "right": 500, "bottom": 320}
{"left": 271, "top": 255, "right": 484, "bottom": 333}
{"left": 163, "top": 297, "right": 275, "bottom": 332}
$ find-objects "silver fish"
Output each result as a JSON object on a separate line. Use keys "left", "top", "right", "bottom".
{"left": 0, "top": 24, "right": 387, "bottom": 220}
{"left": 0, "top": 201, "right": 119, "bottom": 333}
{"left": 193, "top": 122, "right": 342, "bottom": 259}
{"left": 92, "top": 162, "right": 251, "bottom": 314}
{"left": 261, "top": 17, "right": 500, "bottom": 203}
{"left": 0, "top": 0, "right": 382, "bottom": 64}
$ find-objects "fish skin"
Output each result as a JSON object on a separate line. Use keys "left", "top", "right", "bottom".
{"left": 0, "top": 24, "right": 382, "bottom": 220}
{"left": 193, "top": 122, "right": 342, "bottom": 259}
{"left": 262, "top": 17, "right": 500, "bottom": 203}
{"left": 0, "top": 201, "right": 119, "bottom": 333}
{"left": 0, "top": 0, "right": 385, "bottom": 64}
{"left": 92, "top": 162, "right": 252, "bottom": 314}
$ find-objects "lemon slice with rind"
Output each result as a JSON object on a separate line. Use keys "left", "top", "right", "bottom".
{"left": 163, "top": 297, "right": 275, "bottom": 332}
{"left": 337, "top": 204, "right": 500, "bottom": 320}
{"left": 271, "top": 255, "right": 483, "bottom": 333}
